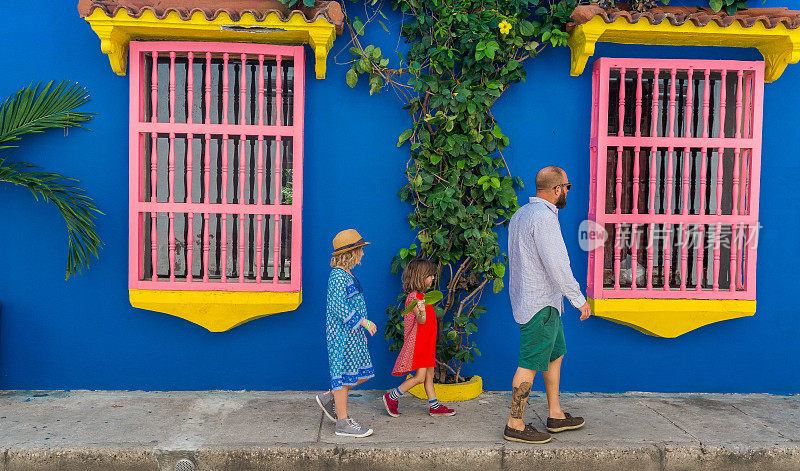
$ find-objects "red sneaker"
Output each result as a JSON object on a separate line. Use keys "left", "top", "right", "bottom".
{"left": 382, "top": 392, "right": 400, "bottom": 417}
{"left": 429, "top": 404, "right": 456, "bottom": 416}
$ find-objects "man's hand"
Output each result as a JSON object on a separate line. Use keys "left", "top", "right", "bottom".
{"left": 578, "top": 301, "right": 592, "bottom": 321}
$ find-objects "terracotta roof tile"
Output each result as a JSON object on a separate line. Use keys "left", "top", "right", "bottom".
{"left": 77, "top": 0, "right": 345, "bottom": 34}
{"left": 569, "top": 4, "right": 800, "bottom": 31}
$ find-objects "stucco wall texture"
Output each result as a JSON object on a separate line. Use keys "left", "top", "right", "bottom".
{"left": 0, "top": 0, "right": 797, "bottom": 393}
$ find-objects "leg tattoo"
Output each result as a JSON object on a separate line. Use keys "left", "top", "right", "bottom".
{"left": 510, "top": 382, "right": 532, "bottom": 420}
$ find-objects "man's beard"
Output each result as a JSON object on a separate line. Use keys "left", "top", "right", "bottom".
{"left": 555, "top": 192, "right": 567, "bottom": 209}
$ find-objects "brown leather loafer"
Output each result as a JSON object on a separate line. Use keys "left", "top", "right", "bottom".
{"left": 503, "top": 423, "right": 551, "bottom": 444}
{"left": 546, "top": 412, "right": 585, "bottom": 432}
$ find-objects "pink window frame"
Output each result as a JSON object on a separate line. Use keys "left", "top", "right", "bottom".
{"left": 588, "top": 57, "right": 763, "bottom": 301}
{"left": 128, "top": 41, "right": 305, "bottom": 292}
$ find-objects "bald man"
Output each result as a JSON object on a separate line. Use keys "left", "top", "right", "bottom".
{"left": 503, "top": 166, "right": 592, "bottom": 444}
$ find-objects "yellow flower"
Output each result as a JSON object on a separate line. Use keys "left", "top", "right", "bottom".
{"left": 498, "top": 20, "right": 512, "bottom": 35}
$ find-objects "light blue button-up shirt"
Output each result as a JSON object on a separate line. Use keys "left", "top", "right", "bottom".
{"left": 508, "top": 197, "right": 587, "bottom": 325}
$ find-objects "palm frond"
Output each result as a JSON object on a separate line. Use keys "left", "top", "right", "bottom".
{"left": 0, "top": 80, "right": 94, "bottom": 150}
{"left": 0, "top": 158, "right": 103, "bottom": 279}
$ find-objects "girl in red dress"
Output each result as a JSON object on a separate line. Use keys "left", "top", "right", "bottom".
{"left": 382, "top": 259, "right": 456, "bottom": 417}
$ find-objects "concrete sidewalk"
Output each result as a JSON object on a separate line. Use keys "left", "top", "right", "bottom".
{"left": 0, "top": 390, "right": 797, "bottom": 470}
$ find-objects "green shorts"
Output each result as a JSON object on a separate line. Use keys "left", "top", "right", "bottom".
{"left": 519, "top": 306, "right": 566, "bottom": 372}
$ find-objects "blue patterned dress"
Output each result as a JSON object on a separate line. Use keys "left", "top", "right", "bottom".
{"left": 326, "top": 268, "right": 374, "bottom": 390}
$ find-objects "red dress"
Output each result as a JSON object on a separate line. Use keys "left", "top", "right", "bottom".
{"left": 392, "top": 291, "right": 437, "bottom": 376}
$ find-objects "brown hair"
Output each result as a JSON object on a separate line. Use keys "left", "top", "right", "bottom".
{"left": 402, "top": 259, "right": 437, "bottom": 294}
{"left": 330, "top": 247, "right": 363, "bottom": 270}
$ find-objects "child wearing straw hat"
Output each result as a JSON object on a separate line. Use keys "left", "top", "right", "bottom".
{"left": 315, "top": 229, "right": 377, "bottom": 437}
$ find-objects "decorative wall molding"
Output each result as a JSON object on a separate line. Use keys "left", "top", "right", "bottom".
{"left": 83, "top": 8, "right": 337, "bottom": 78}
{"left": 130, "top": 290, "right": 302, "bottom": 331}
{"left": 568, "top": 15, "right": 800, "bottom": 82}
{"left": 588, "top": 298, "right": 756, "bottom": 338}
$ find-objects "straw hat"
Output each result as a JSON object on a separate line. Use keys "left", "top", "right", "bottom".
{"left": 331, "top": 229, "right": 371, "bottom": 255}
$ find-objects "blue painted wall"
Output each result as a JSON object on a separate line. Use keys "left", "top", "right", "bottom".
{"left": 0, "top": 0, "right": 798, "bottom": 393}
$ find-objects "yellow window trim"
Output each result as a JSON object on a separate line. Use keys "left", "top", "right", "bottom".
{"left": 83, "top": 8, "right": 337, "bottom": 79}
{"left": 130, "top": 289, "right": 302, "bottom": 332}
{"left": 568, "top": 15, "right": 800, "bottom": 82}
{"left": 588, "top": 298, "right": 756, "bottom": 338}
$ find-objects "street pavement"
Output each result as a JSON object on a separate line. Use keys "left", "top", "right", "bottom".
{"left": 0, "top": 390, "right": 797, "bottom": 470}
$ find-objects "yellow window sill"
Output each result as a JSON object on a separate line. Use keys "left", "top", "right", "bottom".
{"left": 588, "top": 298, "right": 756, "bottom": 338}
{"left": 568, "top": 15, "right": 800, "bottom": 82}
{"left": 130, "top": 289, "right": 302, "bottom": 332}
{"left": 83, "top": 9, "right": 337, "bottom": 79}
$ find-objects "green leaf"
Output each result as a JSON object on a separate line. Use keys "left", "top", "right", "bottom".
{"left": 520, "top": 21, "right": 535, "bottom": 36}
{"left": 357, "top": 57, "right": 370, "bottom": 73}
{"left": 1, "top": 159, "right": 103, "bottom": 279}
{"left": 709, "top": 0, "right": 723, "bottom": 11}
{"left": 378, "top": 20, "right": 389, "bottom": 33}
{"left": 345, "top": 68, "right": 358, "bottom": 88}
{"left": 493, "top": 278, "right": 504, "bottom": 293}
{"left": 492, "top": 262, "right": 506, "bottom": 278}
{"left": 0, "top": 81, "right": 92, "bottom": 150}
{"left": 491, "top": 125, "right": 503, "bottom": 138}
{"left": 369, "top": 76, "right": 383, "bottom": 95}
{"left": 390, "top": 256, "right": 401, "bottom": 274}
{"left": 0, "top": 81, "right": 103, "bottom": 279}
{"left": 424, "top": 290, "right": 443, "bottom": 305}
{"left": 352, "top": 17, "right": 365, "bottom": 35}
{"left": 400, "top": 290, "right": 444, "bottom": 316}
{"left": 397, "top": 128, "right": 413, "bottom": 147}
{"left": 485, "top": 41, "right": 499, "bottom": 60}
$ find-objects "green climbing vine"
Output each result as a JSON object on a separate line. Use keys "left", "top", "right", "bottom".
{"left": 330, "top": 0, "right": 576, "bottom": 383}
{"left": 278, "top": 0, "right": 750, "bottom": 382}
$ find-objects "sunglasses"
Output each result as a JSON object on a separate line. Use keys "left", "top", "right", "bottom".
{"left": 553, "top": 183, "right": 572, "bottom": 191}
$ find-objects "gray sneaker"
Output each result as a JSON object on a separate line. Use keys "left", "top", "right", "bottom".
{"left": 335, "top": 418, "right": 373, "bottom": 437}
{"left": 315, "top": 393, "right": 337, "bottom": 422}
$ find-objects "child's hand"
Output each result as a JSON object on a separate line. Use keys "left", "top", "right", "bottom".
{"left": 361, "top": 319, "right": 377, "bottom": 336}
{"left": 415, "top": 300, "right": 425, "bottom": 312}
